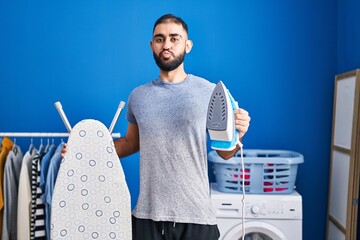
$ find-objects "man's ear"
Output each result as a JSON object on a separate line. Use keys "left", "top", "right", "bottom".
{"left": 185, "top": 40, "right": 193, "bottom": 53}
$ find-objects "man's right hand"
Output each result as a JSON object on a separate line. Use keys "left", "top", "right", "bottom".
{"left": 61, "top": 143, "right": 67, "bottom": 158}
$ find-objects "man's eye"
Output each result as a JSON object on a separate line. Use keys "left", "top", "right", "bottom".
{"left": 155, "top": 38, "right": 164, "bottom": 42}
{"left": 171, "top": 37, "right": 179, "bottom": 42}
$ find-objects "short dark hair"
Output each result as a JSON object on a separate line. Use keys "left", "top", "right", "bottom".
{"left": 153, "top": 14, "right": 188, "bottom": 35}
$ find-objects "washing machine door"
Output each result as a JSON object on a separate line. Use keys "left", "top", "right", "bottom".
{"left": 223, "top": 221, "right": 287, "bottom": 240}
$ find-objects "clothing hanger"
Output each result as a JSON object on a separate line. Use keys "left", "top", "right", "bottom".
{"left": 44, "top": 138, "right": 50, "bottom": 153}
{"left": 12, "top": 138, "right": 18, "bottom": 155}
{"left": 38, "top": 138, "right": 44, "bottom": 154}
{"left": 28, "top": 138, "right": 35, "bottom": 153}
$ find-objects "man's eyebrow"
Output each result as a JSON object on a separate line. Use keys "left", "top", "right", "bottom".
{"left": 169, "top": 33, "right": 182, "bottom": 38}
{"left": 153, "top": 33, "right": 165, "bottom": 39}
{"left": 153, "top": 33, "right": 183, "bottom": 39}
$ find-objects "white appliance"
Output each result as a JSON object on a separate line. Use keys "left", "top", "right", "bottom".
{"left": 210, "top": 183, "right": 302, "bottom": 240}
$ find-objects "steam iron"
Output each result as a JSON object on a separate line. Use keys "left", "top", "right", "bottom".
{"left": 206, "top": 81, "right": 240, "bottom": 151}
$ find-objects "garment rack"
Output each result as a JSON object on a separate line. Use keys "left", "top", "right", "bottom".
{"left": 0, "top": 101, "right": 125, "bottom": 139}
{"left": 0, "top": 132, "right": 120, "bottom": 138}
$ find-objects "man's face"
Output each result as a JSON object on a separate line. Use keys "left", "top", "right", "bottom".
{"left": 151, "top": 22, "right": 192, "bottom": 72}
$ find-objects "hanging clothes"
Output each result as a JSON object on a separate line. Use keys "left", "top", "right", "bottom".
{"left": 0, "top": 137, "right": 14, "bottom": 238}
{"left": 31, "top": 142, "right": 56, "bottom": 240}
{"left": 39, "top": 144, "right": 56, "bottom": 195}
{"left": 44, "top": 142, "right": 63, "bottom": 240}
{"left": 17, "top": 146, "right": 37, "bottom": 240}
{"left": 31, "top": 152, "right": 46, "bottom": 240}
{"left": 2, "top": 144, "right": 23, "bottom": 240}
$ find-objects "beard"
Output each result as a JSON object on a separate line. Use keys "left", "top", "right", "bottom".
{"left": 153, "top": 50, "right": 186, "bottom": 72}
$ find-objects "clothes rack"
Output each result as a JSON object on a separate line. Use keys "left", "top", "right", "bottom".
{"left": 0, "top": 101, "right": 125, "bottom": 138}
{"left": 0, "top": 132, "right": 120, "bottom": 138}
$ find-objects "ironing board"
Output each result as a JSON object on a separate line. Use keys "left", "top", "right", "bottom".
{"left": 51, "top": 103, "right": 131, "bottom": 239}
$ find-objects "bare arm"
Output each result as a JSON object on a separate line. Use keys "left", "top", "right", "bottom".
{"left": 114, "top": 122, "right": 140, "bottom": 158}
{"left": 61, "top": 122, "right": 140, "bottom": 158}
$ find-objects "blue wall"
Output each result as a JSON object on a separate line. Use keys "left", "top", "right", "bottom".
{"left": 1, "top": 0, "right": 355, "bottom": 239}
{"left": 337, "top": 0, "right": 360, "bottom": 73}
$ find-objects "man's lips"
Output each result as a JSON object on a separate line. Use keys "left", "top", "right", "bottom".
{"left": 161, "top": 51, "right": 174, "bottom": 58}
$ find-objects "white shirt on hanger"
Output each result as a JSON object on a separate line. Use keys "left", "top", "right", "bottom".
{"left": 17, "top": 147, "right": 36, "bottom": 240}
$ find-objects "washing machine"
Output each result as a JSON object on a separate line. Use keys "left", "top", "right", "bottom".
{"left": 210, "top": 183, "right": 302, "bottom": 240}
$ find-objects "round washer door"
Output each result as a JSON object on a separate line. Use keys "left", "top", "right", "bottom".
{"left": 223, "top": 221, "right": 287, "bottom": 240}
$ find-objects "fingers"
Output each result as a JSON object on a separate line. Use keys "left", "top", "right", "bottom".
{"left": 234, "top": 108, "right": 251, "bottom": 138}
{"left": 61, "top": 143, "right": 68, "bottom": 158}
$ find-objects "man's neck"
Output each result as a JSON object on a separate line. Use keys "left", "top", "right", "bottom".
{"left": 159, "top": 66, "right": 188, "bottom": 83}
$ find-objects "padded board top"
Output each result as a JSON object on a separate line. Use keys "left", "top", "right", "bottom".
{"left": 51, "top": 119, "right": 131, "bottom": 240}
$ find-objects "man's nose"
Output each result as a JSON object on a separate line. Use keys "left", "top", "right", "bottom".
{"left": 163, "top": 39, "right": 172, "bottom": 50}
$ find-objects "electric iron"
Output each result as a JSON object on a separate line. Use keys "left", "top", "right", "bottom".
{"left": 206, "top": 81, "right": 240, "bottom": 151}
{"left": 207, "top": 81, "right": 247, "bottom": 239}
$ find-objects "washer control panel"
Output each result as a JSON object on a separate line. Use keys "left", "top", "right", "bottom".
{"left": 210, "top": 183, "right": 302, "bottom": 219}
{"left": 246, "top": 200, "right": 301, "bottom": 219}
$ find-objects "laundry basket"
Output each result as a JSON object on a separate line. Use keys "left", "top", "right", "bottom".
{"left": 208, "top": 149, "right": 304, "bottom": 194}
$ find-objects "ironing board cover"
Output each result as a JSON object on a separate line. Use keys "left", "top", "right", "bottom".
{"left": 51, "top": 119, "right": 132, "bottom": 239}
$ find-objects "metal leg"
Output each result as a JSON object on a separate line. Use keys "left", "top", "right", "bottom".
{"left": 54, "top": 101, "right": 72, "bottom": 133}
{"left": 109, "top": 101, "right": 126, "bottom": 134}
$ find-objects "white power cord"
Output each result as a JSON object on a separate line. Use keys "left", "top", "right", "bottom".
{"left": 237, "top": 140, "right": 246, "bottom": 240}
{"left": 233, "top": 97, "right": 246, "bottom": 240}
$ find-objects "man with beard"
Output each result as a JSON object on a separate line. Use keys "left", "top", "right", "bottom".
{"left": 119, "top": 14, "right": 250, "bottom": 240}
{"left": 63, "top": 14, "right": 250, "bottom": 240}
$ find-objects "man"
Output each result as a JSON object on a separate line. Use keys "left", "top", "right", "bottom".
{"left": 63, "top": 14, "right": 250, "bottom": 239}
{"left": 117, "top": 14, "right": 250, "bottom": 239}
